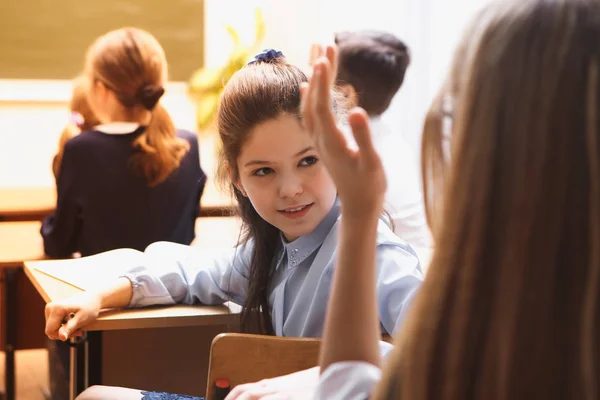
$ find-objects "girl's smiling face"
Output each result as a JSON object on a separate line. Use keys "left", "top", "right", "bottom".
{"left": 236, "top": 114, "right": 337, "bottom": 242}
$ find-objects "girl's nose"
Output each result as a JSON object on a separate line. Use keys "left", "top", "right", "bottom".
{"left": 278, "top": 174, "right": 304, "bottom": 199}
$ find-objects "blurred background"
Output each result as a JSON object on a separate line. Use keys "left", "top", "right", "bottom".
{"left": 0, "top": 0, "right": 489, "bottom": 187}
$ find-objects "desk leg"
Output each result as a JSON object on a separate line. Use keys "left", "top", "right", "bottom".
{"left": 69, "top": 333, "right": 88, "bottom": 400}
{"left": 4, "top": 268, "right": 16, "bottom": 400}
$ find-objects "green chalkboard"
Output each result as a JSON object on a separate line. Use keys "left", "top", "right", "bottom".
{"left": 0, "top": 0, "right": 204, "bottom": 81}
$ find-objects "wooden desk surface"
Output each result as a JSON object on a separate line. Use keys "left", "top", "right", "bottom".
{"left": 0, "top": 188, "right": 55, "bottom": 220}
{"left": 26, "top": 264, "right": 237, "bottom": 331}
{"left": 22, "top": 216, "right": 242, "bottom": 331}
{"left": 0, "top": 221, "right": 46, "bottom": 267}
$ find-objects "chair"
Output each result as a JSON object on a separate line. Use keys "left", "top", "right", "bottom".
{"left": 205, "top": 333, "right": 321, "bottom": 400}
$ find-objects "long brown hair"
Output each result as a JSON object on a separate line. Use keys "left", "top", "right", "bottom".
{"left": 85, "top": 27, "right": 189, "bottom": 186}
{"left": 420, "top": 17, "right": 477, "bottom": 235}
{"left": 216, "top": 55, "right": 308, "bottom": 334}
{"left": 217, "top": 53, "right": 347, "bottom": 334}
{"left": 377, "top": 0, "right": 600, "bottom": 399}
{"left": 53, "top": 75, "right": 101, "bottom": 179}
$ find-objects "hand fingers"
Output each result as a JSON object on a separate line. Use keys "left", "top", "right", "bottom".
{"left": 347, "top": 108, "right": 379, "bottom": 163}
{"left": 324, "top": 45, "right": 338, "bottom": 85}
{"left": 300, "top": 82, "right": 313, "bottom": 133}
{"left": 312, "top": 61, "right": 348, "bottom": 156}
{"left": 309, "top": 44, "right": 324, "bottom": 66}
{"left": 225, "top": 383, "right": 274, "bottom": 400}
{"left": 225, "top": 386, "right": 242, "bottom": 400}
{"left": 236, "top": 387, "right": 278, "bottom": 400}
{"left": 45, "top": 309, "right": 68, "bottom": 340}
{"left": 225, "top": 383, "right": 253, "bottom": 400}
{"left": 58, "top": 313, "right": 83, "bottom": 341}
{"left": 304, "top": 63, "right": 321, "bottom": 134}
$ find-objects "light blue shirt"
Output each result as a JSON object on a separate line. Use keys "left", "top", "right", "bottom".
{"left": 123, "top": 201, "right": 423, "bottom": 340}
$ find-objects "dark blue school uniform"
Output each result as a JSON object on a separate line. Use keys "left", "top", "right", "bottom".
{"left": 41, "top": 126, "right": 206, "bottom": 257}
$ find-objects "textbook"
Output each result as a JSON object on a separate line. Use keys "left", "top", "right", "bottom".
{"left": 34, "top": 248, "right": 144, "bottom": 291}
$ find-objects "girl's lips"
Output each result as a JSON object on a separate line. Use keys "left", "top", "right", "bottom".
{"left": 278, "top": 203, "right": 314, "bottom": 219}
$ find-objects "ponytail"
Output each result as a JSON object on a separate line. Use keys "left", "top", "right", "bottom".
{"left": 130, "top": 103, "right": 190, "bottom": 187}
{"left": 85, "top": 28, "right": 189, "bottom": 187}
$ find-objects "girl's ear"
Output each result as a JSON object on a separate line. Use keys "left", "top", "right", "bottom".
{"left": 228, "top": 167, "right": 248, "bottom": 197}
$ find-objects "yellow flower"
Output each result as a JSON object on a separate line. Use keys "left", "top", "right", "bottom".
{"left": 188, "top": 8, "right": 266, "bottom": 131}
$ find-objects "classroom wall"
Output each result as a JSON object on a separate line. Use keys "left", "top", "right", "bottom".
{"left": 0, "top": 0, "right": 489, "bottom": 189}
{"left": 0, "top": 81, "right": 197, "bottom": 188}
{"left": 205, "top": 0, "right": 492, "bottom": 162}
{"left": 0, "top": 0, "right": 205, "bottom": 81}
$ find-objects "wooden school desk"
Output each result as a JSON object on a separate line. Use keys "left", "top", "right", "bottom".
{"left": 0, "top": 188, "right": 55, "bottom": 222}
{"left": 24, "top": 216, "right": 243, "bottom": 399}
{"left": 0, "top": 180, "right": 234, "bottom": 222}
{"left": 0, "top": 221, "right": 47, "bottom": 400}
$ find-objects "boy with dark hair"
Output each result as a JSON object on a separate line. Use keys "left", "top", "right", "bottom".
{"left": 335, "top": 30, "right": 431, "bottom": 250}
{"left": 335, "top": 30, "right": 410, "bottom": 116}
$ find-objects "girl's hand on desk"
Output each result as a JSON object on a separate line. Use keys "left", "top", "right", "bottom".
{"left": 45, "top": 277, "right": 132, "bottom": 341}
{"left": 44, "top": 292, "right": 102, "bottom": 341}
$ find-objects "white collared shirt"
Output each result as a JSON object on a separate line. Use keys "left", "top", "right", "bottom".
{"left": 94, "top": 122, "right": 141, "bottom": 134}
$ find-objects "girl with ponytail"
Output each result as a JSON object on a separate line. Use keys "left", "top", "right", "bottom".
{"left": 42, "top": 27, "right": 206, "bottom": 258}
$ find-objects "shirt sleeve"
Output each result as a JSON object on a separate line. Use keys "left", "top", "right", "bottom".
{"left": 41, "top": 140, "right": 81, "bottom": 258}
{"left": 375, "top": 241, "right": 423, "bottom": 335}
{"left": 315, "top": 362, "right": 382, "bottom": 400}
{"left": 123, "top": 240, "right": 252, "bottom": 308}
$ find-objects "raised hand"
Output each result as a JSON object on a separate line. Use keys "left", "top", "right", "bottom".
{"left": 301, "top": 45, "right": 386, "bottom": 218}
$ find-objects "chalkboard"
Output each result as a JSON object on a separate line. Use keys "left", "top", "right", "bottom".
{"left": 0, "top": 0, "right": 204, "bottom": 81}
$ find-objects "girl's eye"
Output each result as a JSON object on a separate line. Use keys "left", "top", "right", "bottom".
{"left": 299, "top": 156, "right": 318, "bottom": 167}
{"left": 252, "top": 167, "right": 273, "bottom": 177}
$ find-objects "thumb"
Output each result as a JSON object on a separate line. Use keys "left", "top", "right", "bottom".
{"left": 59, "top": 315, "right": 82, "bottom": 341}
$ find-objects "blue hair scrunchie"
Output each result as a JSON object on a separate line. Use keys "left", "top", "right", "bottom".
{"left": 247, "top": 49, "right": 284, "bottom": 65}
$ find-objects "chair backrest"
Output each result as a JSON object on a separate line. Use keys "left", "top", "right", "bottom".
{"left": 205, "top": 333, "right": 321, "bottom": 400}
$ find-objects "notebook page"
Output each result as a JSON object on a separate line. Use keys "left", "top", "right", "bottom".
{"left": 34, "top": 248, "right": 143, "bottom": 291}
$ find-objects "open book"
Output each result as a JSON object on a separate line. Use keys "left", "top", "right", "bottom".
{"left": 34, "top": 248, "right": 144, "bottom": 291}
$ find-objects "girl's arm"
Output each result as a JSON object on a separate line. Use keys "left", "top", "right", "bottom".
{"left": 45, "top": 241, "right": 250, "bottom": 341}
{"left": 45, "top": 277, "right": 133, "bottom": 341}
{"left": 124, "top": 241, "right": 248, "bottom": 308}
{"left": 302, "top": 46, "right": 386, "bottom": 372}
{"left": 321, "top": 212, "right": 382, "bottom": 370}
